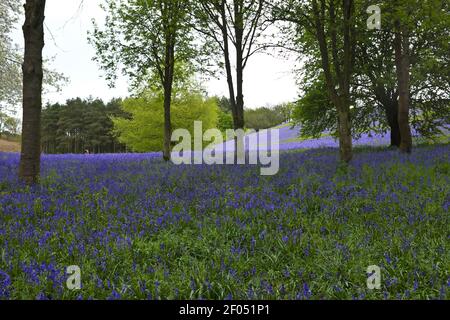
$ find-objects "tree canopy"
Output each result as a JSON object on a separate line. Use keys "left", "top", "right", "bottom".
{"left": 113, "top": 90, "right": 219, "bottom": 152}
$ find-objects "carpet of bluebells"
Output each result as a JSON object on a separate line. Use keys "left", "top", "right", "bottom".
{"left": 0, "top": 142, "right": 449, "bottom": 300}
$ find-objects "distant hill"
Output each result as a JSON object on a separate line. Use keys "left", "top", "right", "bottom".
{"left": 0, "top": 138, "right": 21, "bottom": 153}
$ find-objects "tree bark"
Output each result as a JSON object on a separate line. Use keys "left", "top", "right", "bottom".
{"left": 340, "top": 0, "right": 353, "bottom": 163}
{"left": 19, "top": 0, "right": 46, "bottom": 185}
{"left": 163, "top": 85, "right": 172, "bottom": 161}
{"left": 233, "top": 0, "right": 245, "bottom": 131}
{"left": 394, "top": 22, "right": 413, "bottom": 153}
{"left": 337, "top": 99, "right": 353, "bottom": 163}
{"left": 162, "top": 34, "right": 175, "bottom": 161}
{"left": 220, "top": 1, "right": 238, "bottom": 128}
{"left": 385, "top": 101, "right": 401, "bottom": 147}
{"left": 234, "top": 1, "right": 246, "bottom": 161}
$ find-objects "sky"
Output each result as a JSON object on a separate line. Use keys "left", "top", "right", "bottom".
{"left": 11, "top": 0, "right": 299, "bottom": 109}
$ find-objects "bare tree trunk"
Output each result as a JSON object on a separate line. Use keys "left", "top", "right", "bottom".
{"left": 394, "top": 23, "right": 413, "bottom": 154}
{"left": 19, "top": 0, "right": 46, "bottom": 185}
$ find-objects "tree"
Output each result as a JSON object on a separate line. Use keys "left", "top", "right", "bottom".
{"left": 213, "top": 96, "right": 234, "bottom": 132}
{"left": 274, "top": 102, "right": 294, "bottom": 123}
{"left": 194, "top": 0, "right": 270, "bottom": 132}
{"left": 292, "top": 27, "right": 449, "bottom": 147}
{"left": 375, "top": 0, "right": 449, "bottom": 153}
{"left": 292, "top": 78, "right": 337, "bottom": 139}
{"left": 356, "top": 1, "right": 449, "bottom": 147}
{"left": 0, "top": 112, "right": 20, "bottom": 137}
{"left": 1, "top": 1, "right": 66, "bottom": 115}
{"left": 19, "top": 0, "right": 46, "bottom": 185}
{"left": 278, "top": 0, "right": 449, "bottom": 151}
{"left": 274, "top": 0, "right": 355, "bottom": 162}
{"left": 390, "top": 1, "right": 413, "bottom": 153}
{"left": 215, "top": 96, "right": 233, "bottom": 114}
{"left": 113, "top": 90, "right": 219, "bottom": 152}
{"left": 90, "top": 0, "right": 195, "bottom": 161}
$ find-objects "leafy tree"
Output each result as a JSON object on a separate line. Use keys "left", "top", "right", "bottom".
{"left": 90, "top": 0, "right": 195, "bottom": 161}
{"left": 215, "top": 96, "right": 233, "bottom": 114}
{"left": 217, "top": 109, "right": 234, "bottom": 132}
{"left": 290, "top": 0, "right": 449, "bottom": 147}
{"left": 212, "top": 96, "right": 234, "bottom": 132}
{"left": 0, "top": 112, "right": 20, "bottom": 137}
{"left": 292, "top": 78, "right": 336, "bottom": 138}
{"left": 194, "top": 0, "right": 271, "bottom": 132}
{"left": 0, "top": 1, "right": 22, "bottom": 113}
{"left": 371, "top": 0, "right": 450, "bottom": 153}
{"left": 273, "top": 0, "right": 356, "bottom": 162}
{"left": 113, "top": 90, "right": 219, "bottom": 152}
{"left": 274, "top": 102, "right": 294, "bottom": 123}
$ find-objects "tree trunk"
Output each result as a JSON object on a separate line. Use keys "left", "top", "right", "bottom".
{"left": 19, "top": 0, "right": 46, "bottom": 185}
{"left": 385, "top": 101, "right": 401, "bottom": 147}
{"left": 233, "top": 4, "right": 246, "bottom": 161}
{"left": 337, "top": 98, "right": 353, "bottom": 163}
{"left": 162, "top": 39, "right": 174, "bottom": 161}
{"left": 163, "top": 84, "right": 172, "bottom": 161}
{"left": 234, "top": 3, "right": 245, "bottom": 131}
{"left": 340, "top": 0, "right": 353, "bottom": 163}
{"left": 220, "top": 2, "right": 238, "bottom": 128}
{"left": 394, "top": 23, "right": 413, "bottom": 153}
{"left": 224, "top": 41, "right": 238, "bottom": 128}
{"left": 235, "top": 64, "right": 245, "bottom": 130}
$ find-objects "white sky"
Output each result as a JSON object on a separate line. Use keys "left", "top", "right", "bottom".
{"left": 11, "top": 0, "right": 299, "bottom": 109}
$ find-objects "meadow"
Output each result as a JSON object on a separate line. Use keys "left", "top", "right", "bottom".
{"left": 0, "top": 141, "right": 449, "bottom": 300}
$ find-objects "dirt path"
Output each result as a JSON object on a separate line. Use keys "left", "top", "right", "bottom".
{"left": 0, "top": 139, "right": 21, "bottom": 153}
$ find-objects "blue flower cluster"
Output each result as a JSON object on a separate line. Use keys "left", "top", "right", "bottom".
{"left": 0, "top": 143, "right": 448, "bottom": 299}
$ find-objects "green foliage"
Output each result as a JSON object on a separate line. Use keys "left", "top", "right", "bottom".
{"left": 0, "top": 2, "right": 66, "bottom": 114}
{"left": 0, "top": 112, "right": 20, "bottom": 137}
{"left": 113, "top": 91, "right": 219, "bottom": 152}
{"left": 217, "top": 109, "right": 234, "bottom": 132}
{"left": 292, "top": 79, "right": 336, "bottom": 138}
{"left": 89, "top": 0, "right": 196, "bottom": 90}
{"left": 215, "top": 96, "right": 233, "bottom": 114}
{"left": 244, "top": 107, "right": 286, "bottom": 131}
{"left": 277, "top": 0, "right": 449, "bottom": 141}
{"left": 274, "top": 102, "right": 295, "bottom": 123}
{"left": 212, "top": 96, "right": 234, "bottom": 132}
{"left": 41, "top": 98, "right": 126, "bottom": 154}
{"left": 0, "top": 1, "right": 22, "bottom": 112}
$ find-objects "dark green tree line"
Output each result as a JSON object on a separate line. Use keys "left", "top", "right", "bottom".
{"left": 41, "top": 98, "right": 127, "bottom": 154}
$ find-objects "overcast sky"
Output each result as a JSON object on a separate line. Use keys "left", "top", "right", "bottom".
{"left": 12, "top": 0, "right": 299, "bottom": 109}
